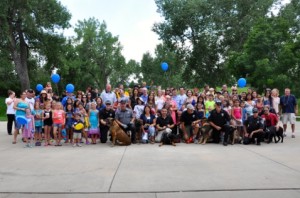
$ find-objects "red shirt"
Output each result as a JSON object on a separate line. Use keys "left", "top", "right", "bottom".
{"left": 261, "top": 113, "right": 278, "bottom": 127}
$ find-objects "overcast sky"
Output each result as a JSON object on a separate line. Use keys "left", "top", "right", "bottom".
{"left": 59, "top": 0, "right": 162, "bottom": 63}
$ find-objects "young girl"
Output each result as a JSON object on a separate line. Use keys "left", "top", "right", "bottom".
{"left": 88, "top": 102, "right": 99, "bottom": 144}
{"left": 52, "top": 102, "right": 65, "bottom": 146}
{"left": 231, "top": 100, "right": 243, "bottom": 137}
{"left": 65, "top": 104, "right": 74, "bottom": 144}
{"left": 32, "top": 102, "right": 43, "bottom": 146}
{"left": 43, "top": 103, "right": 52, "bottom": 146}
{"left": 78, "top": 102, "right": 90, "bottom": 145}
{"left": 255, "top": 95, "right": 264, "bottom": 114}
{"left": 23, "top": 108, "right": 35, "bottom": 148}
{"left": 222, "top": 100, "right": 232, "bottom": 115}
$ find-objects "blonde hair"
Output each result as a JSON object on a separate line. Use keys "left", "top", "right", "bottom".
{"left": 271, "top": 88, "right": 279, "bottom": 97}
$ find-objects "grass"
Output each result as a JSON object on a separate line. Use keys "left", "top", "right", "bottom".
{"left": 0, "top": 97, "right": 6, "bottom": 121}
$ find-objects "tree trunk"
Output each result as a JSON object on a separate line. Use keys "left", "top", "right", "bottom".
{"left": 8, "top": 21, "right": 30, "bottom": 91}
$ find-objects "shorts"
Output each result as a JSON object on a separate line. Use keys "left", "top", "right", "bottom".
{"left": 35, "top": 126, "right": 42, "bottom": 133}
{"left": 53, "top": 123, "right": 63, "bottom": 128}
{"left": 73, "top": 133, "right": 82, "bottom": 139}
{"left": 282, "top": 113, "right": 296, "bottom": 125}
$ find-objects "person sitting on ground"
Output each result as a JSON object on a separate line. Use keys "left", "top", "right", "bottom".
{"left": 115, "top": 99, "right": 136, "bottom": 143}
{"left": 180, "top": 104, "right": 201, "bottom": 143}
{"left": 208, "top": 101, "right": 232, "bottom": 146}
{"left": 156, "top": 107, "right": 175, "bottom": 143}
{"left": 243, "top": 108, "right": 264, "bottom": 145}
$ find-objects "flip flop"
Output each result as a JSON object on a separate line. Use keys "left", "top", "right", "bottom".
{"left": 12, "top": 141, "right": 16, "bottom": 144}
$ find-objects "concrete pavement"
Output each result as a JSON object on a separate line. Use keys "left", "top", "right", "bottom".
{"left": 0, "top": 121, "right": 300, "bottom": 198}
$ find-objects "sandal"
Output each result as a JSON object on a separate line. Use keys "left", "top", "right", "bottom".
{"left": 12, "top": 141, "right": 16, "bottom": 144}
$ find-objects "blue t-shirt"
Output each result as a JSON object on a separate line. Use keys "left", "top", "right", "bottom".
{"left": 32, "top": 109, "right": 43, "bottom": 127}
{"left": 280, "top": 95, "right": 297, "bottom": 113}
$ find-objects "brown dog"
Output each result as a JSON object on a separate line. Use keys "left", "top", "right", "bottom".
{"left": 107, "top": 118, "right": 131, "bottom": 146}
{"left": 230, "top": 126, "right": 242, "bottom": 145}
{"left": 198, "top": 118, "right": 213, "bottom": 145}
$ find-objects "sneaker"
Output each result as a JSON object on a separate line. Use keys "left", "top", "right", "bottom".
{"left": 257, "top": 142, "right": 261, "bottom": 146}
{"left": 24, "top": 144, "right": 30, "bottom": 148}
{"left": 73, "top": 144, "right": 77, "bottom": 147}
{"left": 77, "top": 144, "right": 82, "bottom": 147}
{"left": 29, "top": 144, "right": 33, "bottom": 148}
{"left": 284, "top": 133, "right": 287, "bottom": 137}
{"left": 292, "top": 134, "right": 295, "bottom": 138}
{"left": 85, "top": 141, "right": 90, "bottom": 145}
{"left": 223, "top": 142, "right": 228, "bottom": 146}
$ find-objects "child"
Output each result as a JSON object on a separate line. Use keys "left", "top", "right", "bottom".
{"left": 231, "top": 100, "right": 243, "bottom": 137}
{"left": 65, "top": 104, "right": 74, "bottom": 144}
{"left": 52, "top": 102, "right": 65, "bottom": 146}
{"left": 78, "top": 102, "right": 90, "bottom": 145}
{"left": 73, "top": 113, "right": 84, "bottom": 147}
{"left": 32, "top": 102, "right": 43, "bottom": 146}
{"left": 23, "top": 108, "right": 35, "bottom": 148}
{"left": 88, "top": 102, "right": 99, "bottom": 144}
{"left": 43, "top": 103, "right": 53, "bottom": 146}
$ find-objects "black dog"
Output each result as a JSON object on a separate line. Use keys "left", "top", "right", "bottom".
{"left": 159, "top": 132, "right": 176, "bottom": 147}
{"left": 265, "top": 126, "right": 284, "bottom": 143}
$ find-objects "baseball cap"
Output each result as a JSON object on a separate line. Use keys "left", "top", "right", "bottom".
{"left": 105, "top": 100, "right": 112, "bottom": 105}
{"left": 120, "top": 99, "right": 127, "bottom": 104}
{"left": 215, "top": 101, "right": 222, "bottom": 106}
{"left": 252, "top": 108, "right": 258, "bottom": 113}
{"left": 186, "top": 104, "right": 194, "bottom": 110}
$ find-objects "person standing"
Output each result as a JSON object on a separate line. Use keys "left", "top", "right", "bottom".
{"left": 100, "top": 84, "right": 117, "bottom": 105}
{"left": 279, "top": 88, "right": 298, "bottom": 138}
{"left": 5, "top": 90, "right": 16, "bottom": 135}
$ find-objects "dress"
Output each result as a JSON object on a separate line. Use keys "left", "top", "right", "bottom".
{"left": 22, "top": 115, "right": 34, "bottom": 138}
{"left": 88, "top": 110, "right": 99, "bottom": 135}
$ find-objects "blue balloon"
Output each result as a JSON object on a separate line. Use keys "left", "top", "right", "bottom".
{"left": 238, "top": 78, "right": 247, "bottom": 88}
{"left": 16, "top": 116, "right": 29, "bottom": 125}
{"left": 36, "top": 84, "right": 43, "bottom": 92}
{"left": 66, "top": 84, "right": 75, "bottom": 93}
{"left": 51, "top": 74, "right": 60, "bottom": 84}
{"left": 161, "top": 62, "right": 168, "bottom": 71}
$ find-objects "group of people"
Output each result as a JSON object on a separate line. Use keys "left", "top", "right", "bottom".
{"left": 5, "top": 82, "right": 298, "bottom": 147}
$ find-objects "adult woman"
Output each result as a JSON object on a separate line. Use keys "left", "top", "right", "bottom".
{"left": 165, "top": 95, "right": 177, "bottom": 124}
{"left": 263, "top": 88, "right": 272, "bottom": 106}
{"left": 12, "top": 91, "right": 29, "bottom": 144}
{"left": 271, "top": 88, "right": 280, "bottom": 115}
{"left": 244, "top": 93, "right": 255, "bottom": 118}
{"left": 147, "top": 92, "right": 156, "bottom": 114}
{"left": 5, "top": 90, "right": 16, "bottom": 135}
{"left": 155, "top": 90, "right": 165, "bottom": 113}
{"left": 39, "top": 90, "right": 50, "bottom": 109}
{"left": 129, "top": 88, "right": 139, "bottom": 110}
{"left": 185, "top": 90, "right": 197, "bottom": 106}
{"left": 140, "top": 105, "right": 156, "bottom": 144}
{"left": 252, "top": 91, "right": 258, "bottom": 102}
{"left": 95, "top": 97, "right": 105, "bottom": 111}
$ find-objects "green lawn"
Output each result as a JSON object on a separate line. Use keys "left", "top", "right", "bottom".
{"left": 0, "top": 97, "right": 6, "bottom": 121}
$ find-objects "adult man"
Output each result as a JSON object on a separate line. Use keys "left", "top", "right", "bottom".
{"left": 208, "top": 102, "right": 232, "bottom": 146}
{"left": 180, "top": 104, "right": 201, "bottom": 143}
{"left": 279, "top": 88, "right": 298, "bottom": 138}
{"left": 221, "top": 84, "right": 228, "bottom": 94}
{"left": 171, "top": 88, "right": 179, "bottom": 107}
{"left": 115, "top": 99, "right": 136, "bottom": 143}
{"left": 156, "top": 107, "right": 175, "bottom": 143}
{"left": 177, "top": 87, "right": 187, "bottom": 111}
{"left": 99, "top": 100, "right": 115, "bottom": 143}
{"left": 261, "top": 105, "right": 279, "bottom": 142}
{"left": 100, "top": 84, "right": 117, "bottom": 105}
{"left": 140, "top": 87, "right": 148, "bottom": 104}
{"left": 25, "top": 89, "right": 35, "bottom": 111}
{"left": 243, "top": 108, "right": 264, "bottom": 145}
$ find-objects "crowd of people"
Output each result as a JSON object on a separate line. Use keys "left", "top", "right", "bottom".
{"left": 5, "top": 82, "right": 298, "bottom": 148}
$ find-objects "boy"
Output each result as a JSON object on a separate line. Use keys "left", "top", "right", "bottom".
{"left": 73, "top": 113, "right": 84, "bottom": 147}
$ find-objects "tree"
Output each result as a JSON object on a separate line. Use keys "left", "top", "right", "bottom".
{"left": 0, "top": 0, "right": 71, "bottom": 91}
{"left": 73, "top": 18, "right": 126, "bottom": 91}
{"left": 153, "top": 0, "right": 276, "bottom": 87}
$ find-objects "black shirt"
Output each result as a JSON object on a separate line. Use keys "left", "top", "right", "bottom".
{"left": 180, "top": 110, "right": 199, "bottom": 126}
{"left": 99, "top": 108, "right": 115, "bottom": 127}
{"left": 156, "top": 115, "right": 174, "bottom": 129}
{"left": 244, "top": 115, "right": 264, "bottom": 133}
{"left": 208, "top": 109, "right": 230, "bottom": 126}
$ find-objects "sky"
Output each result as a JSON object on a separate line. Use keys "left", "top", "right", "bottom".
{"left": 59, "top": 0, "right": 162, "bottom": 62}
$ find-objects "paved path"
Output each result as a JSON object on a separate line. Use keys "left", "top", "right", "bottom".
{"left": 0, "top": 122, "right": 299, "bottom": 198}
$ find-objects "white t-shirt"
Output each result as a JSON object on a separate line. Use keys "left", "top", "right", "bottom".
{"left": 155, "top": 96, "right": 165, "bottom": 110}
{"left": 272, "top": 97, "right": 280, "bottom": 114}
{"left": 25, "top": 97, "right": 35, "bottom": 111}
{"left": 5, "top": 98, "right": 16, "bottom": 114}
{"left": 133, "top": 105, "right": 145, "bottom": 119}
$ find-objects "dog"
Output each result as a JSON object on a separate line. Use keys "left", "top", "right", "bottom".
{"left": 198, "top": 118, "right": 213, "bottom": 145}
{"left": 229, "top": 126, "right": 242, "bottom": 145}
{"left": 107, "top": 118, "right": 131, "bottom": 146}
{"left": 159, "top": 131, "right": 176, "bottom": 147}
{"left": 265, "top": 126, "right": 284, "bottom": 143}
